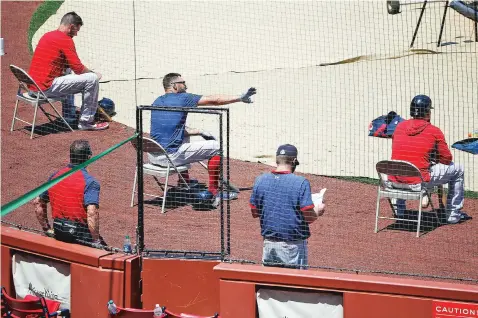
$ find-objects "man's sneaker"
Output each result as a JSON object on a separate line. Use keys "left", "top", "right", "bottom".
{"left": 78, "top": 122, "right": 109, "bottom": 131}
{"left": 212, "top": 191, "right": 239, "bottom": 208}
{"left": 460, "top": 212, "right": 472, "bottom": 221}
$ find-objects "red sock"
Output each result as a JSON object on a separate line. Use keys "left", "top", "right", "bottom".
{"left": 178, "top": 171, "right": 190, "bottom": 185}
{"left": 208, "top": 155, "right": 221, "bottom": 195}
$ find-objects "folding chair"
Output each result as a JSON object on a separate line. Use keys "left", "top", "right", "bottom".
{"left": 130, "top": 137, "right": 191, "bottom": 213}
{"left": 1, "top": 287, "right": 70, "bottom": 317}
{"left": 375, "top": 160, "right": 442, "bottom": 237}
{"left": 9, "top": 65, "right": 74, "bottom": 139}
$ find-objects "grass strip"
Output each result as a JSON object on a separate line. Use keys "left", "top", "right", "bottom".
{"left": 28, "top": 0, "right": 64, "bottom": 54}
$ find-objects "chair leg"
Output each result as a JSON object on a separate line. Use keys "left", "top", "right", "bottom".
{"left": 375, "top": 189, "right": 381, "bottom": 233}
{"left": 162, "top": 169, "right": 170, "bottom": 214}
{"left": 31, "top": 103, "right": 39, "bottom": 139}
{"left": 10, "top": 99, "right": 20, "bottom": 132}
{"left": 48, "top": 100, "right": 74, "bottom": 131}
{"left": 427, "top": 191, "right": 441, "bottom": 226}
{"left": 417, "top": 194, "right": 423, "bottom": 237}
{"left": 131, "top": 169, "right": 138, "bottom": 207}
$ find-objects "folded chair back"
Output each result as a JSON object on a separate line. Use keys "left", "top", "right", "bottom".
{"left": 10, "top": 65, "right": 44, "bottom": 95}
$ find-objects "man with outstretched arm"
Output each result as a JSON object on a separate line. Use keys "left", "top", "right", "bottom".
{"left": 149, "top": 72, "right": 256, "bottom": 204}
{"left": 250, "top": 144, "right": 326, "bottom": 269}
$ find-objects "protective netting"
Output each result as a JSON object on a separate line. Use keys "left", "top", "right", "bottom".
{"left": 2, "top": 0, "right": 477, "bottom": 283}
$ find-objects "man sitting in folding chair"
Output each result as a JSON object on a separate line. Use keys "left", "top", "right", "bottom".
{"left": 28, "top": 11, "right": 108, "bottom": 131}
{"left": 389, "top": 94, "right": 470, "bottom": 224}
{"left": 149, "top": 73, "right": 257, "bottom": 204}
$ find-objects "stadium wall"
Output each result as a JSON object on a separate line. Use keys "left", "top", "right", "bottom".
{"left": 32, "top": 1, "right": 478, "bottom": 191}
{"left": 2, "top": 226, "right": 478, "bottom": 317}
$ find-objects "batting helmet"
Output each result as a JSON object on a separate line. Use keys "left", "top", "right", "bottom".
{"left": 98, "top": 98, "right": 116, "bottom": 116}
{"left": 410, "top": 95, "right": 433, "bottom": 118}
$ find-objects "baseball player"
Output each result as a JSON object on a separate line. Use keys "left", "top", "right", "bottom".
{"left": 33, "top": 140, "right": 106, "bottom": 247}
{"left": 250, "top": 144, "right": 326, "bottom": 269}
{"left": 149, "top": 72, "right": 256, "bottom": 202}
{"left": 389, "top": 95, "right": 470, "bottom": 223}
{"left": 28, "top": 12, "right": 108, "bottom": 130}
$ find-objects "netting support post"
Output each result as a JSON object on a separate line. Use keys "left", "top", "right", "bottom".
{"left": 410, "top": 0, "right": 428, "bottom": 48}
{"left": 226, "top": 110, "right": 231, "bottom": 256}
{"left": 136, "top": 106, "right": 145, "bottom": 254}
{"left": 219, "top": 113, "right": 225, "bottom": 261}
{"left": 437, "top": 1, "right": 449, "bottom": 47}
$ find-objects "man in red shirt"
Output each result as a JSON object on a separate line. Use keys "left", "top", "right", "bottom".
{"left": 28, "top": 12, "right": 108, "bottom": 131}
{"left": 33, "top": 140, "right": 106, "bottom": 248}
{"left": 389, "top": 95, "right": 468, "bottom": 224}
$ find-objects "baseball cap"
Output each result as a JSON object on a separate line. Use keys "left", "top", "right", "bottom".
{"left": 276, "top": 144, "right": 299, "bottom": 165}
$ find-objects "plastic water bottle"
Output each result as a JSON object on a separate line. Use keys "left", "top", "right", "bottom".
{"left": 153, "top": 304, "right": 163, "bottom": 317}
{"left": 107, "top": 300, "right": 117, "bottom": 314}
{"left": 123, "top": 235, "right": 132, "bottom": 253}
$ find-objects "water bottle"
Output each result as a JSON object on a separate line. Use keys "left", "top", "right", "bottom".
{"left": 107, "top": 300, "right": 117, "bottom": 314}
{"left": 153, "top": 304, "right": 163, "bottom": 317}
{"left": 123, "top": 235, "right": 132, "bottom": 253}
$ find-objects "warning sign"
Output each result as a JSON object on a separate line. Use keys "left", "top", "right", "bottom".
{"left": 433, "top": 301, "right": 478, "bottom": 318}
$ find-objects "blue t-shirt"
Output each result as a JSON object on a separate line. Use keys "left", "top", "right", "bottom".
{"left": 249, "top": 171, "right": 315, "bottom": 241}
{"left": 150, "top": 93, "right": 202, "bottom": 153}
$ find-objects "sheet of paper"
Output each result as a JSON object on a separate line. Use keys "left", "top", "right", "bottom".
{"left": 312, "top": 188, "right": 327, "bottom": 205}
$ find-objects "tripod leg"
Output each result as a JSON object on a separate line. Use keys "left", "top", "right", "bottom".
{"left": 411, "top": 0, "right": 428, "bottom": 48}
{"left": 437, "top": 1, "right": 449, "bottom": 47}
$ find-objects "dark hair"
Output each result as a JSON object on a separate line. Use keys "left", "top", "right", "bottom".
{"left": 60, "top": 12, "right": 83, "bottom": 26}
{"left": 163, "top": 73, "right": 182, "bottom": 90}
{"left": 70, "top": 140, "right": 92, "bottom": 165}
{"left": 276, "top": 155, "right": 296, "bottom": 166}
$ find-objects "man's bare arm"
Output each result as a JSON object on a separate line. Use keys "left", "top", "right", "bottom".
{"left": 198, "top": 87, "right": 256, "bottom": 106}
{"left": 251, "top": 206, "right": 260, "bottom": 218}
{"left": 33, "top": 197, "right": 50, "bottom": 231}
{"left": 198, "top": 95, "right": 241, "bottom": 106}
{"left": 302, "top": 203, "right": 325, "bottom": 224}
{"left": 86, "top": 204, "right": 100, "bottom": 241}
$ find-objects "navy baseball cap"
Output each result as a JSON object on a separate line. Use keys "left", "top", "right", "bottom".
{"left": 276, "top": 144, "right": 299, "bottom": 165}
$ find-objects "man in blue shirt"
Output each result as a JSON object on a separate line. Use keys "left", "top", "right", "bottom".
{"left": 250, "top": 144, "right": 326, "bottom": 269}
{"left": 150, "top": 73, "right": 256, "bottom": 202}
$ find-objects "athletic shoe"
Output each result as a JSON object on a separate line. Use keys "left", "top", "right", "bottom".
{"left": 460, "top": 212, "right": 472, "bottom": 221}
{"left": 78, "top": 122, "right": 109, "bottom": 131}
{"left": 212, "top": 191, "right": 239, "bottom": 208}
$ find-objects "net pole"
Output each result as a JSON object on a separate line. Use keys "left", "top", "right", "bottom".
{"left": 226, "top": 109, "right": 231, "bottom": 256}
{"left": 136, "top": 106, "right": 145, "bottom": 254}
{"left": 219, "top": 113, "right": 225, "bottom": 261}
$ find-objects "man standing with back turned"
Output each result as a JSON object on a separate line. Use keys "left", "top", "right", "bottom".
{"left": 149, "top": 73, "right": 256, "bottom": 203}
{"left": 28, "top": 11, "right": 108, "bottom": 131}
{"left": 250, "top": 144, "right": 326, "bottom": 269}
{"left": 390, "top": 95, "right": 469, "bottom": 224}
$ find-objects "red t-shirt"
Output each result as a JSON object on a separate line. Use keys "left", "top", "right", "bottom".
{"left": 390, "top": 119, "right": 452, "bottom": 184}
{"left": 28, "top": 30, "right": 85, "bottom": 91}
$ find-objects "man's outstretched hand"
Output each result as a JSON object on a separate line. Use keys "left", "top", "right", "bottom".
{"left": 240, "top": 87, "right": 257, "bottom": 103}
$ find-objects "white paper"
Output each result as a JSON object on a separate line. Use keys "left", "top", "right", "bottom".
{"left": 312, "top": 188, "right": 327, "bottom": 205}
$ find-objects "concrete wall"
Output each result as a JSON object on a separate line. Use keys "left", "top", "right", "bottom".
{"left": 33, "top": 1, "right": 477, "bottom": 190}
